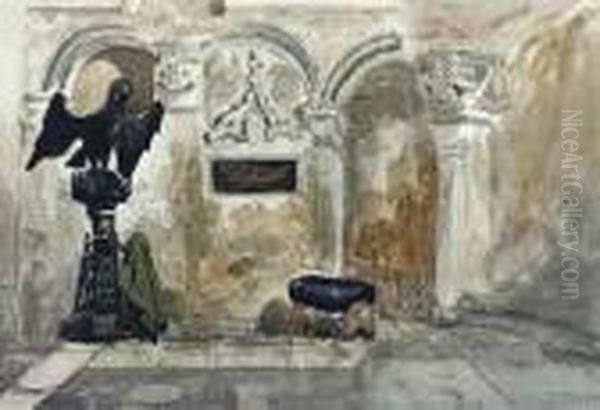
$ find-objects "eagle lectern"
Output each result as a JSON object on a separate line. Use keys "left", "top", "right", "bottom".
{"left": 26, "top": 78, "right": 165, "bottom": 342}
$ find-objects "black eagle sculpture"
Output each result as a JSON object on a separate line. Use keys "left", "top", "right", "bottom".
{"left": 25, "top": 78, "right": 166, "bottom": 343}
{"left": 114, "top": 100, "right": 164, "bottom": 179}
{"left": 25, "top": 78, "right": 164, "bottom": 180}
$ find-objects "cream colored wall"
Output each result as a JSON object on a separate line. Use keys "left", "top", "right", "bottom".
{"left": 1, "top": 0, "right": 599, "bottom": 342}
{"left": 0, "top": 0, "right": 27, "bottom": 343}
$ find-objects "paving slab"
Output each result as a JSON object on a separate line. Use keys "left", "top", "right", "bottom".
{"left": 0, "top": 343, "right": 102, "bottom": 410}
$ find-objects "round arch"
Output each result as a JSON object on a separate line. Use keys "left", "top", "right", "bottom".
{"left": 320, "top": 33, "right": 405, "bottom": 106}
{"left": 211, "top": 23, "right": 319, "bottom": 93}
{"left": 320, "top": 34, "right": 439, "bottom": 320}
{"left": 42, "top": 24, "right": 156, "bottom": 92}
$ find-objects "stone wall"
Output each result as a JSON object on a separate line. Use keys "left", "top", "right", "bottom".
{"left": 1, "top": 0, "right": 599, "bottom": 343}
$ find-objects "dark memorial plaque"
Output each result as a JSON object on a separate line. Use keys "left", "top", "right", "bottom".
{"left": 212, "top": 159, "right": 297, "bottom": 193}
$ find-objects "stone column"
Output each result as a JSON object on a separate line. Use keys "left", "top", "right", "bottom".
{"left": 306, "top": 108, "right": 345, "bottom": 275}
{"left": 417, "top": 49, "right": 509, "bottom": 315}
{"left": 433, "top": 118, "right": 497, "bottom": 311}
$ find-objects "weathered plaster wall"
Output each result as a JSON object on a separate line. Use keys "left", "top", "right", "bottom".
{"left": 472, "top": 6, "right": 600, "bottom": 335}
{"left": 0, "top": 0, "right": 27, "bottom": 344}
{"left": 9, "top": 1, "right": 413, "bottom": 341}
{"left": 2, "top": 0, "right": 600, "bottom": 343}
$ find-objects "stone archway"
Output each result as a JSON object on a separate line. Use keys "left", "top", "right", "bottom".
{"left": 315, "top": 41, "right": 510, "bottom": 320}
{"left": 68, "top": 47, "right": 156, "bottom": 115}
{"left": 23, "top": 25, "right": 157, "bottom": 136}
{"left": 40, "top": 25, "right": 157, "bottom": 116}
{"left": 320, "top": 33, "right": 403, "bottom": 106}
{"left": 311, "top": 33, "right": 439, "bottom": 319}
{"left": 219, "top": 24, "right": 319, "bottom": 91}
{"left": 333, "top": 54, "right": 438, "bottom": 320}
{"left": 42, "top": 25, "right": 155, "bottom": 92}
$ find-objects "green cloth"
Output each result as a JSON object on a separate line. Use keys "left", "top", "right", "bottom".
{"left": 119, "top": 232, "right": 167, "bottom": 333}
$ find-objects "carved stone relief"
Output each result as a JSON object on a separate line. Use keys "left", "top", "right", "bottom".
{"left": 202, "top": 44, "right": 311, "bottom": 148}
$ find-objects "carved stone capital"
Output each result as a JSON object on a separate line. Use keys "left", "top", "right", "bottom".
{"left": 304, "top": 108, "right": 342, "bottom": 150}
{"left": 156, "top": 54, "right": 195, "bottom": 93}
{"left": 155, "top": 46, "right": 201, "bottom": 110}
{"left": 417, "top": 49, "right": 510, "bottom": 125}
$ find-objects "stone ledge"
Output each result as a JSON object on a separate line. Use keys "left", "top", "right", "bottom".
{"left": 89, "top": 340, "right": 370, "bottom": 370}
{"left": 27, "top": 0, "right": 123, "bottom": 11}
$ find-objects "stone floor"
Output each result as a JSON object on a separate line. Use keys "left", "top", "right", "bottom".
{"left": 364, "top": 314, "right": 600, "bottom": 409}
{"left": 0, "top": 345, "right": 51, "bottom": 394}
{"left": 4, "top": 314, "right": 600, "bottom": 409}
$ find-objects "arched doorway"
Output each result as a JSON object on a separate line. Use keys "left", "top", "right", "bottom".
{"left": 334, "top": 54, "right": 439, "bottom": 320}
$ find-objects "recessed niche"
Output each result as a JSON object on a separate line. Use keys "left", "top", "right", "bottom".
{"left": 70, "top": 47, "right": 156, "bottom": 116}
{"left": 211, "top": 159, "right": 297, "bottom": 194}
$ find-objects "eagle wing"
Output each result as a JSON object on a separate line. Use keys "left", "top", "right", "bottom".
{"left": 25, "top": 93, "right": 82, "bottom": 171}
{"left": 115, "top": 101, "right": 164, "bottom": 179}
